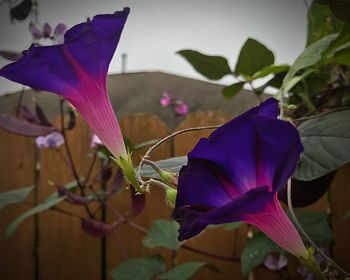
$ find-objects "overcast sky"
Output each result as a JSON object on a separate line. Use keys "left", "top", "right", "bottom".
{"left": 0, "top": 0, "right": 309, "bottom": 94}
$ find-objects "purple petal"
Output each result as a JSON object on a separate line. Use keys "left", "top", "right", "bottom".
{"left": 253, "top": 116, "right": 303, "bottom": 192}
{"left": 63, "top": 8, "right": 130, "bottom": 84}
{"left": 53, "top": 23, "right": 67, "bottom": 44}
{"left": 264, "top": 254, "right": 288, "bottom": 271}
{"left": 0, "top": 44, "right": 77, "bottom": 95}
{"left": 29, "top": 24, "right": 43, "bottom": 39}
{"left": 42, "top": 23, "right": 52, "bottom": 38}
{"left": 174, "top": 186, "right": 273, "bottom": 240}
{"left": 35, "top": 131, "right": 64, "bottom": 148}
{"left": 187, "top": 98, "right": 302, "bottom": 193}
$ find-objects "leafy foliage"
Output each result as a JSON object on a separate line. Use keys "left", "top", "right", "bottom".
{"left": 307, "top": 1, "right": 341, "bottom": 45}
{"left": 143, "top": 219, "right": 182, "bottom": 250}
{"left": 235, "top": 38, "right": 274, "bottom": 78}
{"left": 241, "top": 232, "right": 285, "bottom": 277}
{"left": 177, "top": 50, "right": 232, "bottom": 80}
{"left": 0, "top": 186, "right": 34, "bottom": 210}
{"left": 110, "top": 255, "right": 165, "bottom": 280}
{"left": 158, "top": 262, "right": 207, "bottom": 280}
{"left": 222, "top": 82, "right": 245, "bottom": 99}
{"left": 6, "top": 180, "right": 79, "bottom": 239}
{"left": 294, "top": 110, "right": 350, "bottom": 180}
{"left": 295, "top": 210, "right": 333, "bottom": 241}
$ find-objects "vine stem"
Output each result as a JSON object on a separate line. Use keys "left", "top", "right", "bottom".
{"left": 137, "top": 125, "right": 221, "bottom": 185}
{"left": 286, "top": 179, "right": 350, "bottom": 277}
{"left": 59, "top": 98, "right": 93, "bottom": 218}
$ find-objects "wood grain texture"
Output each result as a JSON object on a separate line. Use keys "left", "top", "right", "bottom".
{"left": 38, "top": 117, "right": 101, "bottom": 280}
{"left": 0, "top": 128, "right": 35, "bottom": 280}
{"left": 1, "top": 111, "right": 349, "bottom": 280}
{"left": 330, "top": 163, "right": 350, "bottom": 272}
{"left": 106, "top": 113, "right": 172, "bottom": 275}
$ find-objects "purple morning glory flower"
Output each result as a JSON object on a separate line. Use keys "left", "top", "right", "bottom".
{"left": 173, "top": 98, "right": 308, "bottom": 258}
{"left": 0, "top": 8, "right": 130, "bottom": 159}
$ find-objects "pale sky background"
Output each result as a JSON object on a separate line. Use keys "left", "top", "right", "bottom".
{"left": 0, "top": 0, "right": 310, "bottom": 95}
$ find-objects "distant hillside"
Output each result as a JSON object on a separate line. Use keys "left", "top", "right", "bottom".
{"left": 0, "top": 71, "right": 267, "bottom": 128}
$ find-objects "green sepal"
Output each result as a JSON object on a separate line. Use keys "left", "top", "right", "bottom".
{"left": 159, "top": 170, "right": 178, "bottom": 188}
{"left": 113, "top": 152, "right": 143, "bottom": 194}
{"left": 164, "top": 187, "right": 177, "bottom": 208}
{"left": 299, "top": 247, "right": 326, "bottom": 280}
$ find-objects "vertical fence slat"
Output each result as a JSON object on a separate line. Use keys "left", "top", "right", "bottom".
{"left": 0, "top": 128, "right": 35, "bottom": 280}
{"left": 106, "top": 113, "right": 172, "bottom": 274}
{"left": 38, "top": 117, "right": 101, "bottom": 280}
{"left": 330, "top": 163, "right": 350, "bottom": 271}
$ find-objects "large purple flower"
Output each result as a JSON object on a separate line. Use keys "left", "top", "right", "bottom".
{"left": 174, "top": 98, "right": 308, "bottom": 258}
{"left": 0, "top": 8, "right": 130, "bottom": 159}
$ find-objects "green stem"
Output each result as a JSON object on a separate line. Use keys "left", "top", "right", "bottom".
{"left": 301, "top": 80, "right": 316, "bottom": 112}
{"left": 33, "top": 147, "right": 40, "bottom": 280}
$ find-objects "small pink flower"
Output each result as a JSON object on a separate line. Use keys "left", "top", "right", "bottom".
{"left": 174, "top": 102, "right": 188, "bottom": 116}
{"left": 160, "top": 92, "right": 172, "bottom": 107}
{"left": 160, "top": 90, "right": 188, "bottom": 117}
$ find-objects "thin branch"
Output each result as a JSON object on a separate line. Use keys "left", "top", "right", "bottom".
{"left": 137, "top": 125, "right": 221, "bottom": 185}
{"left": 85, "top": 151, "right": 98, "bottom": 185}
{"left": 287, "top": 179, "right": 350, "bottom": 277}
{"left": 59, "top": 98, "right": 93, "bottom": 218}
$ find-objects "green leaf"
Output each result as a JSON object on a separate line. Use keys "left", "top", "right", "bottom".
{"left": 295, "top": 210, "right": 333, "bottom": 242}
{"left": 110, "top": 255, "right": 165, "bottom": 280}
{"left": 252, "top": 64, "right": 290, "bottom": 79}
{"left": 307, "top": 1, "right": 341, "bottom": 46}
{"left": 317, "top": 0, "right": 350, "bottom": 22}
{"left": 284, "top": 34, "right": 337, "bottom": 82}
{"left": 143, "top": 219, "right": 182, "bottom": 250}
{"left": 139, "top": 156, "right": 187, "bottom": 179}
{"left": 329, "top": 48, "right": 350, "bottom": 65}
{"left": 6, "top": 180, "right": 78, "bottom": 239}
{"left": 178, "top": 50, "right": 232, "bottom": 80}
{"left": 224, "top": 222, "right": 241, "bottom": 231}
{"left": 0, "top": 186, "right": 34, "bottom": 210}
{"left": 222, "top": 82, "right": 245, "bottom": 100}
{"left": 158, "top": 262, "right": 207, "bottom": 280}
{"left": 281, "top": 69, "right": 316, "bottom": 94}
{"left": 323, "top": 23, "right": 350, "bottom": 58}
{"left": 294, "top": 110, "right": 350, "bottom": 180}
{"left": 241, "top": 232, "right": 285, "bottom": 277}
{"left": 235, "top": 38, "right": 274, "bottom": 78}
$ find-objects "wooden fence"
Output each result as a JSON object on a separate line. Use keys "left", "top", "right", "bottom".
{"left": 0, "top": 112, "right": 349, "bottom": 280}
